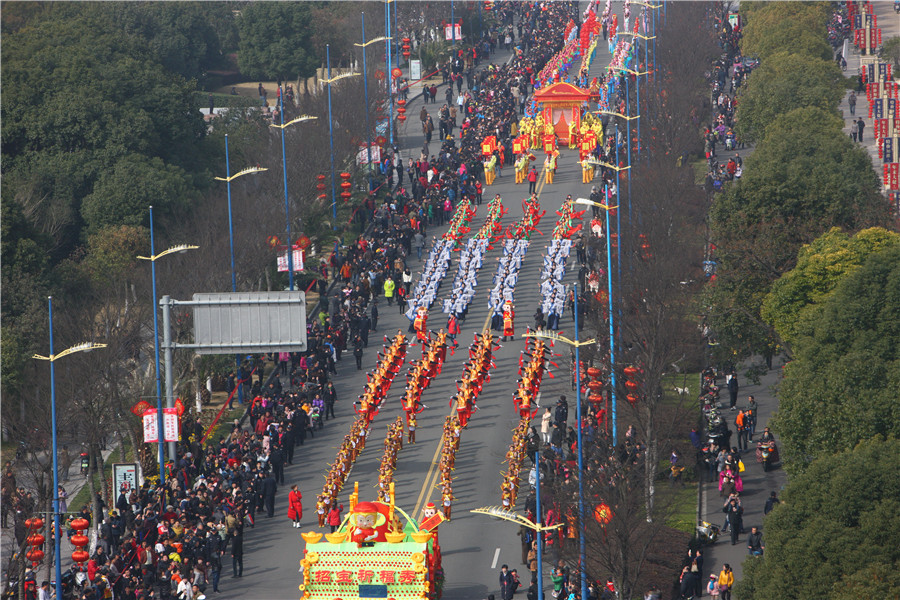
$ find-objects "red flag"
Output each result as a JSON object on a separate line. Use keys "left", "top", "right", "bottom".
{"left": 131, "top": 400, "right": 152, "bottom": 417}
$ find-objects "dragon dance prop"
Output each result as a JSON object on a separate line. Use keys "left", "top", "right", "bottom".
{"left": 316, "top": 333, "right": 408, "bottom": 518}
{"left": 506, "top": 195, "right": 546, "bottom": 240}
{"left": 376, "top": 417, "right": 405, "bottom": 503}
{"left": 401, "top": 331, "right": 450, "bottom": 443}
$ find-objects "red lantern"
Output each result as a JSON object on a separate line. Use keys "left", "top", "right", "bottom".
{"left": 588, "top": 393, "right": 604, "bottom": 405}
{"left": 586, "top": 367, "right": 601, "bottom": 379}
{"left": 317, "top": 193, "right": 327, "bottom": 201}
{"left": 340, "top": 181, "right": 352, "bottom": 190}
{"left": 70, "top": 534, "right": 90, "bottom": 548}
{"left": 397, "top": 98, "right": 407, "bottom": 107}
{"left": 316, "top": 183, "right": 326, "bottom": 191}
{"left": 403, "top": 51, "right": 411, "bottom": 59}
{"left": 26, "top": 549, "right": 44, "bottom": 563}
{"left": 397, "top": 106, "right": 406, "bottom": 114}
{"left": 627, "top": 393, "right": 640, "bottom": 405}
{"left": 25, "top": 518, "right": 44, "bottom": 531}
{"left": 623, "top": 366, "right": 638, "bottom": 378}
{"left": 70, "top": 517, "right": 89, "bottom": 531}
{"left": 26, "top": 533, "right": 45, "bottom": 546}
{"left": 72, "top": 550, "right": 90, "bottom": 564}
{"left": 587, "top": 380, "right": 603, "bottom": 393}
{"left": 340, "top": 172, "right": 351, "bottom": 180}
{"left": 340, "top": 191, "right": 352, "bottom": 200}
{"left": 625, "top": 380, "right": 639, "bottom": 392}
{"left": 391, "top": 67, "right": 403, "bottom": 79}
{"left": 316, "top": 174, "right": 326, "bottom": 181}
{"left": 397, "top": 114, "right": 407, "bottom": 122}
{"left": 593, "top": 503, "right": 612, "bottom": 525}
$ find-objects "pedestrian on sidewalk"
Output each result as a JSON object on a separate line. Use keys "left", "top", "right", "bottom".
{"left": 716, "top": 564, "right": 734, "bottom": 600}
{"left": 287, "top": 484, "right": 303, "bottom": 528}
{"left": 851, "top": 119, "right": 858, "bottom": 142}
{"left": 726, "top": 371, "right": 738, "bottom": 410}
{"left": 857, "top": 118, "right": 865, "bottom": 142}
{"left": 848, "top": 91, "right": 857, "bottom": 115}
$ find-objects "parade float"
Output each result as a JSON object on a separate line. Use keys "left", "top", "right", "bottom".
{"left": 300, "top": 488, "right": 445, "bottom": 600}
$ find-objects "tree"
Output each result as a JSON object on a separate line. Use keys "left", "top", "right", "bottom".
{"left": 735, "top": 51, "right": 844, "bottom": 143}
{"left": 237, "top": 3, "right": 318, "bottom": 81}
{"left": 706, "top": 106, "right": 889, "bottom": 359}
{"left": 761, "top": 227, "right": 900, "bottom": 351}
{"left": 740, "top": 2, "right": 834, "bottom": 62}
{"left": 80, "top": 154, "right": 196, "bottom": 234}
{"left": 773, "top": 245, "right": 900, "bottom": 470}
{"left": 735, "top": 437, "right": 900, "bottom": 600}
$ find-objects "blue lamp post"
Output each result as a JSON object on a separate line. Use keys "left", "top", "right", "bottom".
{"left": 33, "top": 300, "right": 106, "bottom": 600}
{"left": 269, "top": 105, "right": 318, "bottom": 262}
{"left": 215, "top": 137, "right": 267, "bottom": 406}
{"left": 137, "top": 206, "right": 198, "bottom": 483}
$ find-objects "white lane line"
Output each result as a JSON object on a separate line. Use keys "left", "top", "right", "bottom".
{"left": 491, "top": 547, "right": 501, "bottom": 569}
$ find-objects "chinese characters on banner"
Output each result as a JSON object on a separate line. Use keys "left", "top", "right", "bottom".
{"left": 311, "top": 568, "right": 419, "bottom": 585}
{"left": 142, "top": 408, "right": 179, "bottom": 443}
{"left": 885, "top": 163, "right": 899, "bottom": 190}
{"left": 356, "top": 143, "right": 382, "bottom": 165}
{"left": 444, "top": 23, "right": 461, "bottom": 41}
{"left": 883, "top": 137, "right": 893, "bottom": 164}
{"left": 276, "top": 248, "right": 305, "bottom": 272}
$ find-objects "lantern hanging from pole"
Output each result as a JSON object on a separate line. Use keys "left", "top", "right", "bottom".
{"left": 340, "top": 172, "right": 351, "bottom": 180}
{"left": 25, "top": 517, "right": 45, "bottom": 567}
{"left": 340, "top": 191, "right": 352, "bottom": 201}
{"left": 391, "top": 67, "right": 403, "bottom": 79}
{"left": 341, "top": 181, "right": 352, "bottom": 191}
{"left": 317, "top": 193, "right": 327, "bottom": 201}
{"left": 397, "top": 114, "right": 407, "bottom": 122}
{"left": 316, "top": 183, "right": 326, "bottom": 191}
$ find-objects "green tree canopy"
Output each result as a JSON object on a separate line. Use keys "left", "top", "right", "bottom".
{"left": 735, "top": 51, "right": 844, "bottom": 143}
{"left": 706, "top": 106, "right": 888, "bottom": 358}
{"left": 762, "top": 227, "right": 900, "bottom": 349}
{"left": 740, "top": 2, "right": 834, "bottom": 62}
{"left": 237, "top": 3, "right": 318, "bottom": 81}
{"left": 81, "top": 154, "right": 196, "bottom": 235}
{"left": 736, "top": 437, "right": 900, "bottom": 600}
{"left": 773, "top": 244, "right": 900, "bottom": 469}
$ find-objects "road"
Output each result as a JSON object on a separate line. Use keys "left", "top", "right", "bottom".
{"left": 221, "top": 3, "right": 639, "bottom": 599}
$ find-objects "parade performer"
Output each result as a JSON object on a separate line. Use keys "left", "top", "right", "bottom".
{"left": 502, "top": 300, "right": 516, "bottom": 341}
{"left": 414, "top": 306, "right": 429, "bottom": 348}
{"left": 484, "top": 152, "right": 498, "bottom": 185}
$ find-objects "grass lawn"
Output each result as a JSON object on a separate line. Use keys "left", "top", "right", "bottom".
{"left": 664, "top": 484, "right": 698, "bottom": 535}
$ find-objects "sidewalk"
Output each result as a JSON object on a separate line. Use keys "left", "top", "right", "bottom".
{"left": 839, "top": 2, "right": 900, "bottom": 172}
{"left": 1, "top": 446, "right": 116, "bottom": 580}
{"left": 700, "top": 366, "right": 787, "bottom": 584}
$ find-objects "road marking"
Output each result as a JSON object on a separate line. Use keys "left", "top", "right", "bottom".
{"left": 491, "top": 547, "right": 501, "bottom": 569}
{"left": 413, "top": 311, "right": 496, "bottom": 517}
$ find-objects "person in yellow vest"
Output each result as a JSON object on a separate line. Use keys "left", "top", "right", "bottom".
{"left": 515, "top": 154, "right": 528, "bottom": 184}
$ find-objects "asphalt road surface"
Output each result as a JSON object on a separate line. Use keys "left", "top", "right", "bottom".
{"left": 221, "top": 3, "right": 633, "bottom": 598}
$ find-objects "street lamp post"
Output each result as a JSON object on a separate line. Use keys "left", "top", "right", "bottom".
{"left": 269, "top": 112, "right": 318, "bottom": 272}
{"left": 471, "top": 462, "right": 563, "bottom": 600}
{"left": 320, "top": 67, "right": 360, "bottom": 231}
{"left": 522, "top": 328, "right": 596, "bottom": 600}
{"left": 575, "top": 198, "right": 619, "bottom": 446}
{"left": 33, "top": 300, "right": 106, "bottom": 600}
{"left": 214, "top": 140, "right": 267, "bottom": 407}
{"left": 354, "top": 27, "right": 391, "bottom": 193}
{"left": 386, "top": 0, "right": 395, "bottom": 146}
{"left": 137, "top": 206, "right": 198, "bottom": 483}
